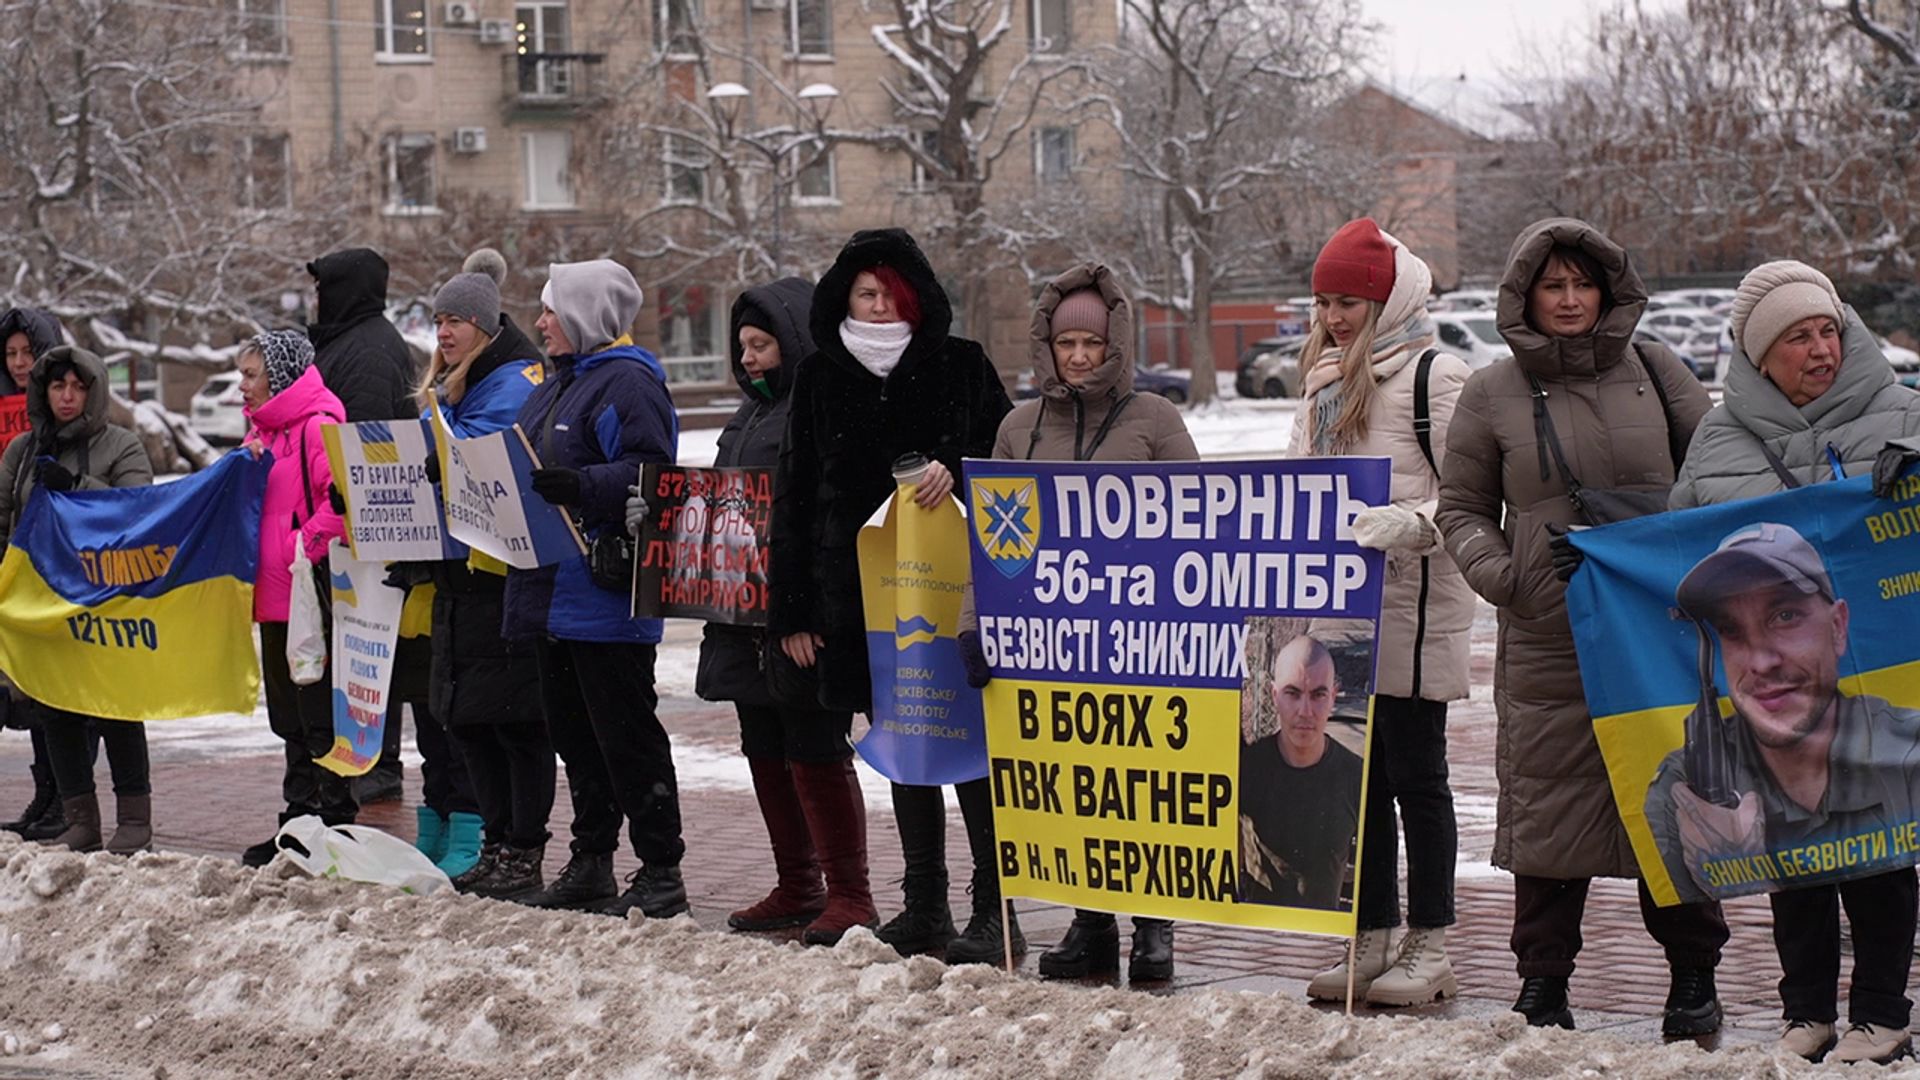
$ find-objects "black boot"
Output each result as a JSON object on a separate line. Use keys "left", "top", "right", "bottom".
{"left": 468, "top": 844, "right": 544, "bottom": 900}
{"left": 1038, "top": 911, "right": 1121, "bottom": 979}
{"left": 596, "top": 864, "right": 689, "bottom": 919}
{"left": 2, "top": 762, "right": 55, "bottom": 835}
{"left": 516, "top": 850, "right": 616, "bottom": 910}
{"left": 1514, "top": 975, "right": 1575, "bottom": 1029}
{"left": 242, "top": 811, "right": 297, "bottom": 867}
{"left": 1661, "top": 966, "right": 1721, "bottom": 1036}
{"left": 17, "top": 793, "right": 68, "bottom": 842}
{"left": 1128, "top": 918, "right": 1174, "bottom": 982}
{"left": 945, "top": 870, "right": 1026, "bottom": 966}
{"left": 350, "top": 760, "right": 403, "bottom": 805}
{"left": 875, "top": 871, "right": 956, "bottom": 957}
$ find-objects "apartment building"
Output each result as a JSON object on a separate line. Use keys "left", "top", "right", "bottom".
{"left": 233, "top": 0, "right": 1114, "bottom": 382}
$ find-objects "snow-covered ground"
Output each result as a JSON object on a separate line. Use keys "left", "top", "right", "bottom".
{"left": 0, "top": 836, "right": 1810, "bottom": 1078}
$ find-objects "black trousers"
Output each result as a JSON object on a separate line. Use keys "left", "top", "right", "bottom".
{"left": 536, "top": 638, "right": 683, "bottom": 866}
{"left": 259, "top": 621, "right": 356, "bottom": 822}
{"left": 1771, "top": 867, "right": 1918, "bottom": 1028}
{"left": 1357, "top": 695, "right": 1457, "bottom": 930}
{"left": 413, "top": 698, "right": 478, "bottom": 816}
{"left": 38, "top": 703, "right": 147, "bottom": 799}
{"left": 452, "top": 721, "right": 556, "bottom": 850}
{"left": 1511, "top": 874, "right": 1728, "bottom": 978}
{"left": 892, "top": 778, "right": 996, "bottom": 887}
{"left": 736, "top": 703, "right": 853, "bottom": 763}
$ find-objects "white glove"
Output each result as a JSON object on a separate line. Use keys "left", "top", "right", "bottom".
{"left": 1350, "top": 505, "right": 1435, "bottom": 552}
{"left": 624, "top": 484, "right": 650, "bottom": 538}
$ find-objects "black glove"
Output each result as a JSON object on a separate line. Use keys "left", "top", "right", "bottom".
{"left": 34, "top": 459, "right": 76, "bottom": 492}
{"left": 958, "top": 630, "right": 991, "bottom": 689}
{"left": 327, "top": 484, "right": 347, "bottom": 515}
{"left": 1547, "top": 523, "right": 1583, "bottom": 583}
{"left": 381, "top": 562, "right": 435, "bottom": 591}
{"left": 1872, "top": 443, "right": 1920, "bottom": 499}
{"left": 423, "top": 452, "right": 441, "bottom": 487}
{"left": 530, "top": 467, "right": 584, "bottom": 506}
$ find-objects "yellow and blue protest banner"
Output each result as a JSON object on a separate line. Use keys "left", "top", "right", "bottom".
{"left": 1569, "top": 473, "right": 1920, "bottom": 906}
{"left": 965, "top": 458, "right": 1390, "bottom": 935}
{"left": 0, "top": 451, "right": 269, "bottom": 721}
{"left": 856, "top": 477, "right": 986, "bottom": 785}
{"left": 322, "top": 419, "right": 462, "bottom": 563}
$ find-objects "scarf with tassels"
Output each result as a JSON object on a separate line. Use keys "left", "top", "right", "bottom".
{"left": 1302, "top": 312, "right": 1436, "bottom": 455}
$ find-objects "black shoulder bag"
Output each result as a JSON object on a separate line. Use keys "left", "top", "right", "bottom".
{"left": 1528, "top": 348, "right": 1683, "bottom": 525}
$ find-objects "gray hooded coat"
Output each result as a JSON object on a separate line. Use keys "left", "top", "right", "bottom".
{"left": 0, "top": 346, "right": 153, "bottom": 543}
{"left": 1669, "top": 309, "right": 1920, "bottom": 508}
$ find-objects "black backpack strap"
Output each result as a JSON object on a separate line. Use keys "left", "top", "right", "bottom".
{"left": 1527, "top": 372, "right": 1584, "bottom": 505}
{"left": 1756, "top": 436, "right": 1803, "bottom": 489}
{"left": 1632, "top": 342, "right": 1690, "bottom": 469}
{"left": 1412, "top": 348, "right": 1438, "bottom": 475}
{"left": 1079, "top": 393, "right": 1136, "bottom": 461}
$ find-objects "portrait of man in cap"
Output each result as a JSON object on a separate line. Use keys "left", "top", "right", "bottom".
{"left": 1644, "top": 522, "right": 1920, "bottom": 903}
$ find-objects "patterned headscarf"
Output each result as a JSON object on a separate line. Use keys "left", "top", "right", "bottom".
{"left": 248, "top": 329, "right": 315, "bottom": 397}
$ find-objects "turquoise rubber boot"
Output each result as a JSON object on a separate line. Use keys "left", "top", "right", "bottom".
{"left": 436, "top": 812, "right": 485, "bottom": 879}
{"left": 414, "top": 805, "right": 448, "bottom": 863}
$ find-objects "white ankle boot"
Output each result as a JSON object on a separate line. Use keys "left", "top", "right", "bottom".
{"left": 1365, "top": 926, "right": 1458, "bottom": 1006}
{"left": 1307, "top": 927, "right": 1395, "bottom": 1001}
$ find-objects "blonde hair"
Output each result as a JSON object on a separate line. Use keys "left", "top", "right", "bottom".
{"left": 1299, "top": 299, "right": 1385, "bottom": 452}
{"left": 414, "top": 319, "right": 495, "bottom": 410}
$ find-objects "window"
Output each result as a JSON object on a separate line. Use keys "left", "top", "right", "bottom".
{"left": 374, "top": 0, "right": 429, "bottom": 59}
{"left": 910, "top": 129, "right": 946, "bottom": 191}
{"left": 789, "top": 0, "right": 831, "bottom": 57}
{"left": 1437, "top": 322, "right": 1470, "bottom": 351}
{"left": 654, "top": 0, "right": 700, "bottom": 58}
{"left": 515, "top": 3, "right": 571, "bottom": 96}
{"left": 1029, "top": 0, "right": 1068, "bottom": 53}
{"left": 235, "top": 0, "right": 287, "bottom": 56}
{"left": 793, "top": 143, "right": 835, "bottom": 203}
{"left": 522, "top": 130, "right": 574, "bottom": 209}
{"left": 243, "top": 133, "right": 291, "bottom": 209}
{"left": 656, "top": 285, "right": 726, "bottom": 382}
{"left": 663, "top": 134, "right": 708, "bottom": 204}
{"left": 1034, "top": 126, "right": 1073, "bottom": 184}
{"left": 383, "top": 133, "right": 436, "bottom": 213}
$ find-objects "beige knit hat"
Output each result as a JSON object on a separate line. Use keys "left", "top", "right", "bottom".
{"left": 1730, "top": 260, "right": 1842, "bottom": 366}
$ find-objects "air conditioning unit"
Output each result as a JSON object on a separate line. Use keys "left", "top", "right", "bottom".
{"left": 478, "top": 18, "right": 513, "bottom": 44}
{"left": 453, "top": 127, "right": 488, "bottom": 154}
{"left": 444, "top": 1, "right": 479, "bottom": 27}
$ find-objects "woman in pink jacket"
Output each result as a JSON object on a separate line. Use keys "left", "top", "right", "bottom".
{"left": 233, "top": 330, "right": 350, "bottom": 866}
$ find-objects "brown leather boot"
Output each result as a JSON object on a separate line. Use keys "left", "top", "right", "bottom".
{"left": 106, "top": 793, "right": 153, "bottom": 855}
{"left": 49, "top": 794, "right": 102, "bottom": 853}
{"left": 791, "top": 758, "right": 879, "bottom": 945}
{"left": 728, "top": 758, "right": 827, "bottom": 930}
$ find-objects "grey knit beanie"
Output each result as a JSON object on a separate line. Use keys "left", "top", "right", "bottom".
{"left": 434, "top": 267, "right": 503, "bottom": 334}
{"left": 1731, "top": 260, "right": 1843, "bottom": 365}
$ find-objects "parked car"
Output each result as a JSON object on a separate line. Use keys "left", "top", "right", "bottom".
{"left": 1881, "top": 337, "right": 1920, "bottom": 388}
{"left": 1641, "top": 306, "right": 1727, "bottom": 340}
{"left": 1632, "top": 327, "right": 1706, "bottom": 381}
{"left": 190, "top": 371, "right": 248, "bottom": 444}
{"left": 1431, "top": 312, "right": 1511, "bottom": 369}
{"left": 1435, "top": 289, "right": 1498, "bottom": 312}
{"left": 1015, "top": 361, "right": 1192, "bottom": 403}
{"left": 1653, "top": 288, "right": 1737, "bottom": 316}
{"left": 1236, "top": 337, "right": 1305, "bottom": 399}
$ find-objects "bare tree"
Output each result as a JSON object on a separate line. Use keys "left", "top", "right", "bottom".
{"left": 1070, "top": 0, "right": 1366, "bottom": 405}
{"left": 1545, "top": 0, "right": 1920, "bottom": 279}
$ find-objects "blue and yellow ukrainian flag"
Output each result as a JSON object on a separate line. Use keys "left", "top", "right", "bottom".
{"left": 0, "top": 451, "right": 270, "bottom": 721}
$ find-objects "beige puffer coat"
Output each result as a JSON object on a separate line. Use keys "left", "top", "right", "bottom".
{"left": 1286, "top": 235, "right": 1475, "bottom": 703}
{"left": 1435, "top": 218, "right": 1710, "bottom": 879}
{"left": 991, "top": 264, "right": 1197, "bottom": 462}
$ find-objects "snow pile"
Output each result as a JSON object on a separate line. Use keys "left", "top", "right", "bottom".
{"left": 0, "top": 835, "right": 1818, "bottom": 1078}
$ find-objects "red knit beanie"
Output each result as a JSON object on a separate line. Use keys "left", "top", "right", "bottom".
{"left": 1311, "top": 218, "right": 1395, "bottom": 303}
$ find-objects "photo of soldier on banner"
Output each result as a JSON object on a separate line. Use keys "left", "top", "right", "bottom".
{"left": 1566, "top": 474, "right": 1920, "bottom": 906}
{"left": 1237, "top": 617, "right": 1375, "bottom": 913}
{"left": 965, "top": 457, "right": 1390, "bottom": 936}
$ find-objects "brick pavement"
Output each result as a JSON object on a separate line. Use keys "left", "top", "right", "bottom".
{"left": 0, "top": 609, "right": 1842, "bottom": 1053}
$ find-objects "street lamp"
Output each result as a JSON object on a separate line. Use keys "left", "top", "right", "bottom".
{"left": 701, "top": 80, "right": 839, "bottom": 276}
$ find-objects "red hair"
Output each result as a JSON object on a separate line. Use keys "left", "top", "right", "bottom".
{"left": 866, "top": 265, "right": 922, "bottom": 329}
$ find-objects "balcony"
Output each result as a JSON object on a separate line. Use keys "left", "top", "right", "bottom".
{"left": 503, "top": 52, "right": 606, "bottom": 113}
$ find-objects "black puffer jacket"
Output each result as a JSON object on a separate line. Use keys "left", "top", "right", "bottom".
{"left": 307, "top": 248, "right": 417, "bottom": 422}
{"left": 769, "top": 229, "right": 1012, "bottom": 712}
{"left": 0, "top": 308, "right": 63, "bottom": 395}
{"left": 697, "top": 277, "right": 815, "bottom": 708}
{"left": 427, "top": 315, "right": 548, "bottom": 729}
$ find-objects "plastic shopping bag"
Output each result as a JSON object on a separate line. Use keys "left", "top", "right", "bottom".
{"left": 287, "top": 541, "right": 328, "bottom": 686}
{"left": 271, "top": 815, "right": 452, "bottom": 894}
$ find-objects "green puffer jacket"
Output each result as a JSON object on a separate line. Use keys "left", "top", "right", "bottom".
{"left": 1670, "top": 309, "right": 1920, "bottom": 510}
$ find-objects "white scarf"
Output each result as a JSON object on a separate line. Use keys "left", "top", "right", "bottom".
{"left": 839, "top": 318, "right": 914, "bottom": 379}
